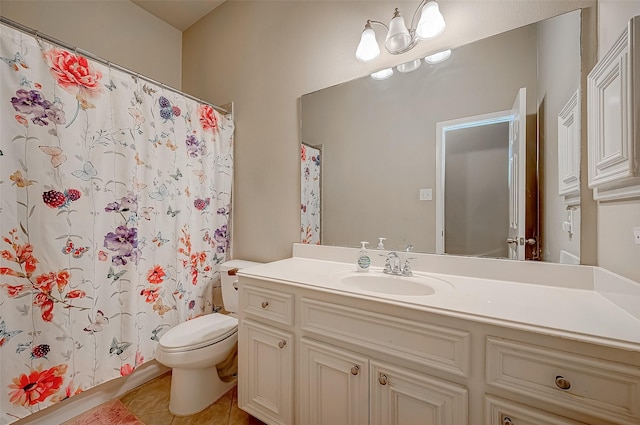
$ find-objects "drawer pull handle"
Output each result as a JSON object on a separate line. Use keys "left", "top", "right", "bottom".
{"left": 501, "top": 417, "right": 513, "bottom": 425}
{"left": 555, "top": 375, "right": 571, "bottom": 390}
{"left": 351, "top": 365, "right": 360, "bottom": 375}
{"left": 378, "top": 374, "right": 388, "bottom": 385}
{"left": 261, "top": 301, "right": 269, "bottom": 309}
{"left": 278, "top": 340, "right": 286, "bottom": 349}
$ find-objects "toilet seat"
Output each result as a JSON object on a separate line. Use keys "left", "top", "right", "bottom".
{"left": 159, "top": 313, "right": 238, "bottom": 352}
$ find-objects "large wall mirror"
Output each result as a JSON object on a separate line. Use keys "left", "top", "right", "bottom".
{"left": 300, "top": 9, "right": 584, "bottom": 263}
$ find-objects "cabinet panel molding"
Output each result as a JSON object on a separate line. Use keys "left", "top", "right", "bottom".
{"left": 486, "top": 337, "right": 640, "bottom": 425}
{"left": 301, "top": 297, "right": 471, "bottom": 377}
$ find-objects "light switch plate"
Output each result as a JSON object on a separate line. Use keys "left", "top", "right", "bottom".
{"left": 419, "top": 188, "right": 432, "bottom": 201}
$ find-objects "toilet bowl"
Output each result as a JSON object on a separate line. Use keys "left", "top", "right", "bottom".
{"left": 155, "top": 259, "right": 261, "bottom": 416}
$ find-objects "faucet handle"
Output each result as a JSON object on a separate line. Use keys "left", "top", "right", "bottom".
{"left": 402, "top": 258, "right": 415, "bottom": 276}
{"left": 405, "top": 244, "right": 414, "bottom": 252}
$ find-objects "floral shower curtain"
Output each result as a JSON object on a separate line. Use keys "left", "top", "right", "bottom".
{"left": 0, "top": 23, "right": 234, "bottom": 424}
{"left": 300, "top": 143, "right": 321, "bottom": 244}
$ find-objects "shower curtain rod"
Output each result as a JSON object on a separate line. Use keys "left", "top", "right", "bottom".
{"left": 0, "top": 15, "right": 231, "bottom": 116}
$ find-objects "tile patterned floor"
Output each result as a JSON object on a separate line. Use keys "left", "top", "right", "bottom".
{"left": 118, "top": 372, "right": 266, "bottom": 425}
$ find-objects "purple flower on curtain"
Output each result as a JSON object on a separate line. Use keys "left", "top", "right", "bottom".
{"left": 158, "top": 96, "right": 180, "bottom": 121}
{"left": 213, "top": 225, "right": 229, "bottom": 254}
{"left": 185, "top": 135, "right": 206, "bottom": 158}
{"left": 10, "top": 89, "right": 66, "bottom": 126}
{"left": 103, "top": 225, "right": 138, "bottom": 265}
{"left": 104, "top": 192, "right": 138, "bottom": 213}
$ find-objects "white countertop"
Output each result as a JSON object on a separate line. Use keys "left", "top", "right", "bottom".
{"left": 238, "top": 249, "right": 640, "bottom": 352}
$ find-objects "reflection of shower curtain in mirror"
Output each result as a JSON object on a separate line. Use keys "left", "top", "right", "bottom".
{"left": 301, "top": 144, "right": 321, "bottom": 244}
{"left": 0, "top": 22, "right": 234, "bottom": 424}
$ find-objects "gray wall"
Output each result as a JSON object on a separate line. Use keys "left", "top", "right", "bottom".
{"left": 1, "top": 1, "right": 182, "bottom": 89}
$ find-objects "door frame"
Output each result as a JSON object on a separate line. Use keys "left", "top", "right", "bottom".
{"left": 435, "top": 110, "right": 512, "bottom": 255}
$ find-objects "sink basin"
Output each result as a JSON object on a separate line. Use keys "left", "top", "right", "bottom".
{"left": 334, "top": 271, "right": 452, "bottom": 296}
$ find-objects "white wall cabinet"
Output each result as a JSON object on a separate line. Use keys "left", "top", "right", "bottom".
{"left": 558, "top": 89, "right": 581, "bottom": 205}
{"left": 587, "top": 16, "right": 640, "bottom": 200}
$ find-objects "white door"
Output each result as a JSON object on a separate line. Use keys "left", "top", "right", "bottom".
{"left": 300, "top": 338, "right": 369, "bottom": 425}
{"left": 507, "top": 88, "right": 527, "bottom": 260}
{"left": 238, "top": 319, "right": 293, "bottom": 425}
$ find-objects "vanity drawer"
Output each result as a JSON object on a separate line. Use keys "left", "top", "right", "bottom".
{"left": 301, "top": 297, "right": 470, "bottom": 377}
{"left": 240, "top": 283, "right": 294, "bottom": 327}
{"left": 485, "top": 395, "right": 586, "bottom": 425}
{"left": 486, "top": 337, "right": 640, "bottom": 425}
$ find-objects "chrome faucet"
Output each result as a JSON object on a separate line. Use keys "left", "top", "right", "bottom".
{"left": 383, "top": 251, "right": 401, "bottom": 275}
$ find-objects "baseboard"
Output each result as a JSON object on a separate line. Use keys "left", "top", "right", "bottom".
{"left": 11, "top": 360, "right": 170, "bottom": 425}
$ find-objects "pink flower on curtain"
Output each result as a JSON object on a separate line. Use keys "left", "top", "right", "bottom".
{"left": 198, "top": 104, "right": 218, "bottom": 132}
{"left": 119, "top": 364, "right": 134, "bottom": 377}
{"left": 8, "top": 364, "right": 67, "bottom": 407}
{"left": 146, "top": 265, "right": 166, "bottom": 284}
{"left": 43, "top": 48, "right": 103, "bottom": 100}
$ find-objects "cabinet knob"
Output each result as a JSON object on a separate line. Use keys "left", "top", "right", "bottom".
{"left": 501, "top": 417, "right": 513, "bottom": 425}
{"left": 378, "top": 374, "right": 388, "bottom": 385}
{"left": 555, "top": 375, "right": 571, "bottom": 390}
{"left": 351, "top": 365, "right": 360, "bottom": 375}
{"left": 261, "top": 301, "right": 269, "bottom": 309}
{"left": 278, "top": 340, "right": 286, "bottom": 349}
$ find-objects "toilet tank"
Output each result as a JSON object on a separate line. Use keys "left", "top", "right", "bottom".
{"left": 219, "top": 260, "right": 262, "bottom": 314}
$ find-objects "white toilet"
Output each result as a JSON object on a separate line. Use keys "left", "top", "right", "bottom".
{"left": 156, "top": 259, "right": 260, "bottom": 416}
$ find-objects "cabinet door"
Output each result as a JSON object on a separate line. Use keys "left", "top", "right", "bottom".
{"left": 485, "top": 395, "right": 587, "bottom": 425}
{"left": 300, "top": 338, "right": 369, "bottom": 425}
{"left": 238, "top": 319, "right": 293, "bottom": 425}
{"left": 370, "top": 360, "right": 468, "bottom": 425}
{"left": 587, "top": 16, "right": 640, "bottom": 200}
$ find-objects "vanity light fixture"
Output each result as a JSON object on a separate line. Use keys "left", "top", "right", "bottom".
{"left": 370, "top": 68, "right": 394, "bottom": 80}
{"left": 355, "top": 0, "right": 446, "bottom": 62}
{"left": 397, "top": 59, "right": 422, "bottom": 73}
{"left": 424, "top": 49, "right": 451, "bottom": 64}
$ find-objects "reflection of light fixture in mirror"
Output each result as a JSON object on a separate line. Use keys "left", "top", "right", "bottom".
{"left": 425, "top": 49, "right": 451, "bottom": 64}
{"left": 397, "top": 59, "right": 422, "bottom": 73}
{"left": 355, "top": 0, "right": 446, "bottom": 62}
{"left": 371, "top": 68, "right": 394, "bottom": 80}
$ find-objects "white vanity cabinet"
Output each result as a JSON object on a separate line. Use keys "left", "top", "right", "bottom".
{"left": 587, "top": 15, "right": 640, "bottom": 200}
{"left": 237, "top": 268, "right": 640, "bottom": 425}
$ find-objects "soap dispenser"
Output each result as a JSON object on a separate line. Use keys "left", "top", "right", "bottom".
{"left": 356, "top": 241, "right": 371, "bottom": 272}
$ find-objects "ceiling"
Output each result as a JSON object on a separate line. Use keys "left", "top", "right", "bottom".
{"left": 131, "top": 0, "right": 225, "bottom": 31}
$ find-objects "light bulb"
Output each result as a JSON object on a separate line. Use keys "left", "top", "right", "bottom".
{"left": 385, "top": 9, "right": 411, "bottom": 53}
{"left": 371, "top": 68, "right": 393, "bottom": 80}
{"left": 356, "top": 26, "right": 380, "bottom": 62}
{"left": 425, "top": 49, "right": 451, "bottom": 64}
{"left": 396, "top": 59, "right": 421, "bottom": 73}
{"left": 416, "top": 1, "right": 446, "bottom": 40}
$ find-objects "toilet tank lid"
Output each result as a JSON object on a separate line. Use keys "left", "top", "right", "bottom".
{"left": 159, "top": 313, "right": 237, "bottom": 350}
{"left": 220, "top": 259, "right": 262, "bottom": 272}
